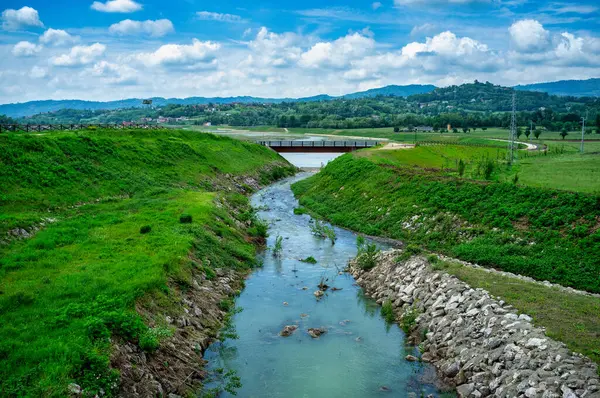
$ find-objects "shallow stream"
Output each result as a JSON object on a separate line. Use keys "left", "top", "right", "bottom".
{"left": 204, "top": 172, "right": 444, "bottom": 397}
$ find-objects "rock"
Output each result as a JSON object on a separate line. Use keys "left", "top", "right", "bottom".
{"left": 280, "top": 325, "right": 298, "bottom": 337}
{"left": 313, "top": 290, "right": 324, "bottom": 298}
{"left": 379, "top": 386, "right": 391, "bottom": 392}
{"left": 68, "top": 383, "right": 82, "bottom": 395}
{"left": 525, "top": 338, "right": 547, "bottom": 348}
{"left": 283, "top": 302, "right": 288, "bottom": 306}
{"left": 405, "top": 355, "right": 419, "bottom": 362}
{"left": 307, "top": 327, "right": 327, "bottom": 338}
{"left": 525, "top": 387, "right": 537, "bottom": 398}
{"left": 456, "top": 383, "right": 475, "bottom": 398}
{"left": 444, "top": 362, "right": 461, "bottom": 378}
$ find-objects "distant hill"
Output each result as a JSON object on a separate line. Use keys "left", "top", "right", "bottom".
{"left": 515, "top": 78, "right": 600, "bottom": 97}
{"left": 0, "top": 85, "right": 436, "bottom": 118}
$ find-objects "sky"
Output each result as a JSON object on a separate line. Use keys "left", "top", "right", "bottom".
{"left": 0, "top": 0, "right": 599, "bottom": 103}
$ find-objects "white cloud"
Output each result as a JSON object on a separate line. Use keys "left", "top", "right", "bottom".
{"left": 12, "top": 41, "right": 42, "bottom": 57}
{"left": 1, "top": 6, "right": 44, "bottom": 31}
{"left": 109, "top": 19, "right": 174, "bottom": 37}
{"left": 196, "top": 11, "right": 243, "bottom": 23}
{"left": 410, "top": 23, "right": 436, "bottom": 36}
{"left": 372, "top": 2, "right": 383, "bottom": 10}
{"left": 133, "top": 39, "right": 220, "bottom": 67}
{"left": 91, "top": 0, "right": 142, "bottom": 13}
{"left": 86, "top": 61, "right": 138, "bottom": 85}
{"left": 30, "top": 66, "right": 47, "bottom": 78}
{"left": 509, "top": 19, "right": 551, "bottom": 53}
{"left": 40, "top": 29, "right": 78, "bottom": 46}
{"left": 51, "top": 43, "right": 107, "bottom": 66}
{"left": 299, "top": 32, "right": 376, "bottom": 68}
{"left": 245, "top": 27, "right": 305, "bottom": 67}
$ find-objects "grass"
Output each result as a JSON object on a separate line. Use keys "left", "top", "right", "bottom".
{"left": 292, "top": 154, "right": 600, "bottom": 293}
{"left": 437, "top": 261, "right": 600, "bottom": 366}
{"left": 0, "top": 129, "right": 294, "bottom": 396}
{"left": 508, "top": 153, "right": 600, "bottom": 194}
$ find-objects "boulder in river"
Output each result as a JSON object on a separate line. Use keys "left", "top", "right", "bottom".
{"left": 313, "top": 290, "right": 324, "bottom": 298}
{"left": 307, "top": 327, "right": 327, "bottom": 338}
{"left": 280, "top": 325, "right": 298, "bottom": 337}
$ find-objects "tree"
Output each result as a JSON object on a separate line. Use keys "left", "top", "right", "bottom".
{"left": 560, "top": 127, "right": 568, "bottom": 140}
{"left": 533, "top": 128, "right": 541, "bottom": 139}
{"left": 524, "top": 128, "right": 531, "bottom": 140}
{"left": 516, "top": 127, "right": 523, "bottom": 139}
{"left": 596, "top": 114, "right": 600, "bottom": 130}
{"left": 393, "top": 126, "right": 400, "bottom": 133}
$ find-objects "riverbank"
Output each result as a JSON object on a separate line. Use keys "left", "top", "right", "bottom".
{"left": 0, "top": 129, "right": 295, "bottom": 396}
{"left": 350, "top": 250, "right": 600, "bottom": 397}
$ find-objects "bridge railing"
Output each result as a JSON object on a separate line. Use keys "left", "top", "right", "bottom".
{"left": 256, "top": 140, "right": 381, "bottom": 148}
{"left": 0, "top": 124, "right": 164, "bottom": 133}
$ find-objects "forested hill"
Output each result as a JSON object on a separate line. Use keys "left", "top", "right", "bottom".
{"left": 516, "top": 78, "right": 600, "bottom": 97}
{"left": 0, "top": 84, "right": 435, "bottom": 118}
{"left": 407, "top": 81, "right": 599, "bottom": 112}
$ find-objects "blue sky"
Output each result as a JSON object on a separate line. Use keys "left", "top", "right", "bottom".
{"left": 0, "top": 0, "right": 599, "bottom": 103}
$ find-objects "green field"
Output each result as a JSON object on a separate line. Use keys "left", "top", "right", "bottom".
{"left": 0, "top": 129, "right": 294, "bottom": 396}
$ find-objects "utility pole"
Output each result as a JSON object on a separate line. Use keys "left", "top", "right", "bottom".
{"left": 580, "top": 113, "right": 586, "bottom": 153}
{"left": 529, "top": 120, "right": 533, "bottom": 142}
{"left": 508, "top": 91, "right": 517, "bottom": 165}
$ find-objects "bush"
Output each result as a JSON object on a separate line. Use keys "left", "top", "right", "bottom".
{"left": 381, "top": 300, "right": 395, "bottom": 323}
{"left": 218, "top": 299, "right": 234, "bottom": 312}
{"left": 140, "top": 225, "right": 152, "bottom": 234}
{"left": 400, "top": 307, "right": 419, "bottom": 334}
{"left": 356, "top": 236, "right": 380, "bottom": 270}
{"left": 293, "top": 207, "right": 307, "bottom": 215}
{"left": 179, "top": 214, "right": 193, "bottom": 224}
{"left": 300, "top": 256, "right": 317, "bottom": 264}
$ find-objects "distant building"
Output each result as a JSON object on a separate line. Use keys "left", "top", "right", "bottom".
{"left": 415, "top": 126, "right": 434, "bottom": 132}
{"left": 447, "top": 124, "right": 452, "bottom": 131}
{"left": 122, "top": 121, "right": 135, "bottom": 126}
{"left": 203, "top": 122, "right": 212, "bottom": 127}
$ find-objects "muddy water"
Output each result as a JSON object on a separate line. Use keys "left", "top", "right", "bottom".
{"left": 204, "top": 173, "right": 443, "bottom": 397}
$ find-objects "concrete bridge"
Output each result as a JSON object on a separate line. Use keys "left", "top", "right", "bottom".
{"left": 256, "top": 140, "right": 382, "bottom": 153}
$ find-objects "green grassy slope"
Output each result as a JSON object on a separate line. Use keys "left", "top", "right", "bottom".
{"left": 0, "top": 129, "right": 294, "bottom": 396}
{"left": 292, "top": 154, "right": 600, "bottom": 293}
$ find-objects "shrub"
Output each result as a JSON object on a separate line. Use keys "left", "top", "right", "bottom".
{"left": 293, "top": 207, "right": 307, "bottom": 215}
{"left": 381, "top": 300, "right": 395, "bottom": 323}
{"left": 400, "top": 307, "right": 419, "bottom": 334}
{"left": 179, "top": 214, "right": 193, "bottom": 224}
{"left": 219, "top": 298, "right": 234, "bottom": 312}
{"left": 310, "top": 220, "right": 337, "bottom": 245}
{"left": 356, "top": 236, "right": 380, "bottom": 270}
{"left": 140, "top": 225, "right": 152, "bottom": 234}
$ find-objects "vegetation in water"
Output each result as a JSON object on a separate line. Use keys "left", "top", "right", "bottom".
{"left": 272, "top": 235, "right": 283, "bottom": 257}
{"left": 310, "top": 220, "right": 337, "bottom": 245}
{"left": 300, "top": 256, "right": 317, "bottom": 264}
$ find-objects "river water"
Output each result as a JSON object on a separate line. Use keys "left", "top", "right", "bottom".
{"left": 204, "top": 169, "right": 444, "bottom": 397}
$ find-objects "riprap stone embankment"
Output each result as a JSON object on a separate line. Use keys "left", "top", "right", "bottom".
{"left": 349, "top": 250, "right": 599, "bottom": 398}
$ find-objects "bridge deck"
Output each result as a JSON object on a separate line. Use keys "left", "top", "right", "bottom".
{"left": 256, "top": 140, "right": 381, "bottom": 153}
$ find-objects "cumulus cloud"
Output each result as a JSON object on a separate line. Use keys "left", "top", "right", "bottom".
{"left": 40, "top": 28, "right": 78, "bottom": 46}
{"left": 91, "top": 0, "right": 142, "bottom": 13}
{"left": 196, "top": 11, "right": 243, "bottom": 23}
{"left": 51, "top": 43, "right": 107, "bottom": 66}
{"left": 109, "top": 19, "right": 174, "bottom": 37}
{"left": 245, "top": 27, "right": 304, "bottom": 67}
{"left": 30, "top": 66, "right": 47, "bottom": 78}
{"left": 1, "top": 6, "right": 44, "bottom": 31}
{"left": 410, "top": 23, "right": 437, "bottom": 36}
{"left": 509, "top": 19, "right": 551, "bottom": 53}
{"left": 86, "top": 61, "right": 138, "bottom": 85}
{"left": 12, "top": 41, "right": 42, "bottom": 57}
{"left": 133, "top": 39, "right": 220, "bottom": 67}
{"left": 299, "top": 32, "right": 376, "bottom": 68}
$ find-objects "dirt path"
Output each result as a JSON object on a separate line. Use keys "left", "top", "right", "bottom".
{"left": 489, "top": 138, "right": 539, "bottom": 150}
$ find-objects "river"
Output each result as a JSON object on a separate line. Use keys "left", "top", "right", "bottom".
{"left": 203, "top": 167, "right": 445, "bottom": 397}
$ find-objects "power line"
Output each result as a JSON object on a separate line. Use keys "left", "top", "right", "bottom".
{"left": 508, "top": 91, "right": 517, "bottom": 165}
